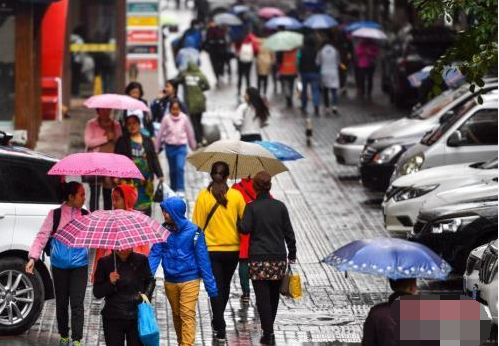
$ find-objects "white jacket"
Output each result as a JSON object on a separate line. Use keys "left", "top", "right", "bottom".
{"left": 233, "top": 103, "right": 266, "bottom": 136}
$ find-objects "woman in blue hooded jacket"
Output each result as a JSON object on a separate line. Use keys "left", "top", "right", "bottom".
{"left": 149, "top": 196, "right": 217, "bottom": 346}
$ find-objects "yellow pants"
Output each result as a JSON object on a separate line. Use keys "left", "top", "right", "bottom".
{"left": 164, "top": 279, "right": 200, "bottom": 346}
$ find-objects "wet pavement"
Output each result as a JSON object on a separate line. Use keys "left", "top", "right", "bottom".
{"left": 5, "top": 4, "right": 481, "bottom": 346}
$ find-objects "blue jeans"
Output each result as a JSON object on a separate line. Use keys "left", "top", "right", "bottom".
{"left": 165, "top": 144, "right": 187, "bottom": 192}
{"left": 300, "top": 72, "right": 320, "bottom": 110}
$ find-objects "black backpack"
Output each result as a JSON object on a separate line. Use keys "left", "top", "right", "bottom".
{"left": 42, "top": 208, "right": 89, "bottom": 259}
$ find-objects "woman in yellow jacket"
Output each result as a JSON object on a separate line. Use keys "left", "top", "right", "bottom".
{"left": 193, "top": 161, "right": 246, "bottom": 342}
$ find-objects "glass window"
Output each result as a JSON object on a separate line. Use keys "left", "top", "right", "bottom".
{"left": 2, "top": 159, "right": 62, "bottom": 204}
{"left": 458, "top": 109, "right": 498, "bottom": 145}
{"left": 0, "top": 3, "right": 15, "bottom": 122}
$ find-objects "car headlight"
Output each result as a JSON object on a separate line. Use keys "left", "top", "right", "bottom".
{"left": 401, "top": 153, "right": 425, "bottom": 175}
{"left": 430, "top": 215, "right": 480, "bottom": 234}
{"left": 336, "top": 133, "right": 357, "bottom": 144}
{"left": 373, "top": 145, "right": 403, "bottom": 164}
{"left": 393, "top": 184, "right": 439, "bottom": 202}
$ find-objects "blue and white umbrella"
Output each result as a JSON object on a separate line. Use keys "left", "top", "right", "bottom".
{"left": 254, "top": 141, "right": 303, "bottom": 161}
{"left": 303, "top": 14, "right": 338, "bottom": 29}
{"left": 323, "top": 238, "right": 452, "bottom": 280}
{"left": 265, "top": 16, "right": 302, "bottom": 30}
{"left": 407, "top": 65, "right": 433, "bottom": 88}
{"left": 344, "top": 21, "right": 381, "bottom": 32}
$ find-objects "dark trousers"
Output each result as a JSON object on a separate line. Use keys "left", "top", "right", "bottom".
{"left": 300, "top": 72, "right": 320, "bottom": 110}
{"left": 240, "top": 134, "right": 262, "bottom": 142}
{"left": 257, "top": 74, "right": 269, "bottom": 96}
{"left": 252, "top": 280, "right": 281, "bottom": 335}
{"left": 237, "top": 61, "right": 252, "bottom": 95}
{"left": 51, "top": 266, "right": 88, "bottom": 341}
{"left": 323, "top": 87, "right": 338, "bottom": 107}
{"left": 210, "top": 52, "right": 225, "bottom": 81}
{"left": 89, "top": 185, "right": 112, "bottom": 212}
{"left": 103, "top": 318, "right": 142, "bottom": 346}
{"left": 190, "top": 113, "right": 203, "bottom": 144}
{"left": 280, "top": 75, "right": 296, "bottom": 107}
{"left": 209, "top": 251, "right": 239, "bottom": 334}
{"left": 358, "top": 66, "right": 375, "bottom": 97}
{"left": 238, "top": 259, "right": 250, "bottom": 294}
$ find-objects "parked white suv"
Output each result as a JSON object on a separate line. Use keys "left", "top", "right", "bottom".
{"left": 477, "top": 240, "right": 498, "bottom": 325}
{"left": 0, "top": 133, "right": 60, "bottom": 335}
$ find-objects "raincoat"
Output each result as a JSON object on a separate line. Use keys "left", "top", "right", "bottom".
{"left": 148, "top": 197, "right": 218, "bottom": 298}
{"left": 176, "top": 62, "right": 210, "bottom": 115}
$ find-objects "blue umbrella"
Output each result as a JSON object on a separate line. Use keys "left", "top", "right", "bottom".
{"left": 265, "top": 16, "right": 302, "bottom": 30}
{"left": 323, "top": 238, "right": 452, "bottom": 280}
{"left": 303, "top": 14, "right": 338, "bottom": 29}
{"left": 255, "top": 141, "right": 304, "bottom": 161}
{"left": 344, "top": 21, "right": 381, "bottom": 32}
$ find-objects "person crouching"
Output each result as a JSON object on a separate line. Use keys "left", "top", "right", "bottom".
{"left": 149, "top": 197, "right": 218, "bottom": 346}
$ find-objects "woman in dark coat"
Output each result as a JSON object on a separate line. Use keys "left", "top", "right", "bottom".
{"left": 240, "top": 171, "right": 297, "bottom": 345}
{"left": 93, "top": 249, "right": 156, "bottom": 346}
{"left": 115, "top": 114, "right": 164, "bottom": 216}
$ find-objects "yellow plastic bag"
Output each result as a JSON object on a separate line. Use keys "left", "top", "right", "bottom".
{"left": 280, "top": 264, "right": 302, "bottom": 299}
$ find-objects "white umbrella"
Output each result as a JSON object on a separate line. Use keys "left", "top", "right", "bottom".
{"left": 214, "top": 13, "right": 243, "bottom": 26}
{"left": 351, "top": 27, "right": 387, "bottom": 40}
{"left": 187, "top": 140, "right": 288, "bottom": 179}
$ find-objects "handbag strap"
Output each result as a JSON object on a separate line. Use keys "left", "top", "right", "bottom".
{"left": 203, "top": 203, "right": 220, "bottom": 232}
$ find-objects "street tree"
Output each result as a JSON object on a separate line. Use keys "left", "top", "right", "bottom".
{"left": 412, "top": 0, "right": 498, "bottom": 102}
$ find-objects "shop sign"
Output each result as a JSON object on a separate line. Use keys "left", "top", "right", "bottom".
{"left": 127, "top": 16, "right": 158, "bottom": 27}
{"left": 127, "top": 58, "right": 158, "bottom": 71}
{"left": 127, "top": 45, "right": 158, "bottom": 54}
{"left": 127, "top": 2, "right": 159, "bottom": 13}
{"left": 127, "top": 30, "right": 158, "bottom": 44}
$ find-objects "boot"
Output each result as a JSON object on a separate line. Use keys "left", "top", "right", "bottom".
{"left": 260, "top": 333, "right": 276, "bottom": 345}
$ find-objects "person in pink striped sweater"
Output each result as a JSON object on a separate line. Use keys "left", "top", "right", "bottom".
{"left": 155, "top": 99, "right": 197, "bottom": 193}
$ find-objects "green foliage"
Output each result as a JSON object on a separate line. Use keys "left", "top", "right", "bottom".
{"left": 412, "top": 0, "right": 498, "bottom": 101}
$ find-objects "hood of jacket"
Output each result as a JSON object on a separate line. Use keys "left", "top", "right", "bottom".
{"left": 115, "top": 184, "right": 138, "bottom": 210}
{"left": 187, "top": 61, "right": 201, "bottom": 73}
{"left": 160, "top": 196, "right": 189, "bottom": 231}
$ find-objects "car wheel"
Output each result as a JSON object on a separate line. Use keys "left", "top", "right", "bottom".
{"left": 0, "top": 257, "right": 45, "bottom": 335}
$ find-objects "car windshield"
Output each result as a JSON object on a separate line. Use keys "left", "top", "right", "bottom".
{"left": 409, "top": 86, "right": 468, "bottom": 120}
{"left": 420, "top": 98, "right": 477, "bottom": 145}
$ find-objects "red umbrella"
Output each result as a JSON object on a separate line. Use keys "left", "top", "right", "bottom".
{"left": 48, "top": 152, "right": 144, "bottom": 180}
{"left": 258, "top": 7, "right": 285, "bottom": 19}
{"left": 54, "top": 210, "right": 170, "bottom": 269}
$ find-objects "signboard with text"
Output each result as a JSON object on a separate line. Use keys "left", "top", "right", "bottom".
{"left": 127, "top": 45, "right": 158, "bottom": 54}
{"left": 127, "top": 58, "right": 158, "bottom": 71}
{"left": 127, "top": 2, "right": 158, "bottom": 13}
{"left": 127, "top": 30, "right": 158, "bottom": 44}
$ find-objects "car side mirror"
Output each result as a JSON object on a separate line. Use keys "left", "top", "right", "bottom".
{"left": 447, "top": 131, "right": 463, "bottom": 147}
{"left": 439, "top": 110, "right": 454, "bottom": 124}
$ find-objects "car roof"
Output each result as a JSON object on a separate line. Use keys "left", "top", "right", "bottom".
{"left": 0, "top": 145, "right": 59, "bottom": 163}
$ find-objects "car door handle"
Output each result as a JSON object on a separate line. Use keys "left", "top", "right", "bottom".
{"left": 0, "top": 214, "right": 5, "bottom": 219}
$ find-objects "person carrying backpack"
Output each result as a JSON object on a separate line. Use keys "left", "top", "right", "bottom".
{"left": 25, "top": 182, "right": 89, "bottom": 346}
{"left": 235, "top": 31, "right": 259, "bottom": 97}
{"left": 149, "top": 197, "right": 218, "bottom": 346}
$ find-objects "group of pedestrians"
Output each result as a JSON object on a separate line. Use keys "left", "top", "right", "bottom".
{"left": 26, "top": 159, "right": 297, "bottom": 346}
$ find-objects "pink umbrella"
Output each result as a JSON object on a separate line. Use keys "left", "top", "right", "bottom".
{"left": 258, "top": 7, "right": 285, "bottom": 19}
{"left": 48, "top": 152, "right": 144, "bottom": 180}
{"left": 84, "top": 94, "right": 149, "bottom": 112}
{"left": 54, "top": 210, "right": 170, "bottom": 269}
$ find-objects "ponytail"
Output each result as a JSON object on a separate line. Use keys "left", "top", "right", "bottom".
{"left": 208, "top": 161, "right": 230, "bottom": 207}
{"left": 61, "top": 181, "right": 83, "bottom": 202}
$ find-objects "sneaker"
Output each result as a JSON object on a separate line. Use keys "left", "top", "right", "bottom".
{"left": 260, "top": 333, "right": 276, "bottom": 345}
{"left": 215, "top": 331, "right": 226, "bottom": 343}
{"left": 240, "top": 292, "right": 250, "bottom": 303}
{"left": 72, "top": 341, "right": 82, "bottom": 346}
{"left": 60, "top": 337, "right": 70, "bottom": 346}
{"left": 332, "top": 106, "right": 338, "bottom": 115}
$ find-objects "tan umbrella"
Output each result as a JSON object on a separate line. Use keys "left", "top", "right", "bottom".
{"left": 187, "top": 140, "right": 288, "bottom": 179}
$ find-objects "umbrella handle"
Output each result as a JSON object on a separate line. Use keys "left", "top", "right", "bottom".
{"left": 113, "top": 251, "right": 117, "bottom": 272}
